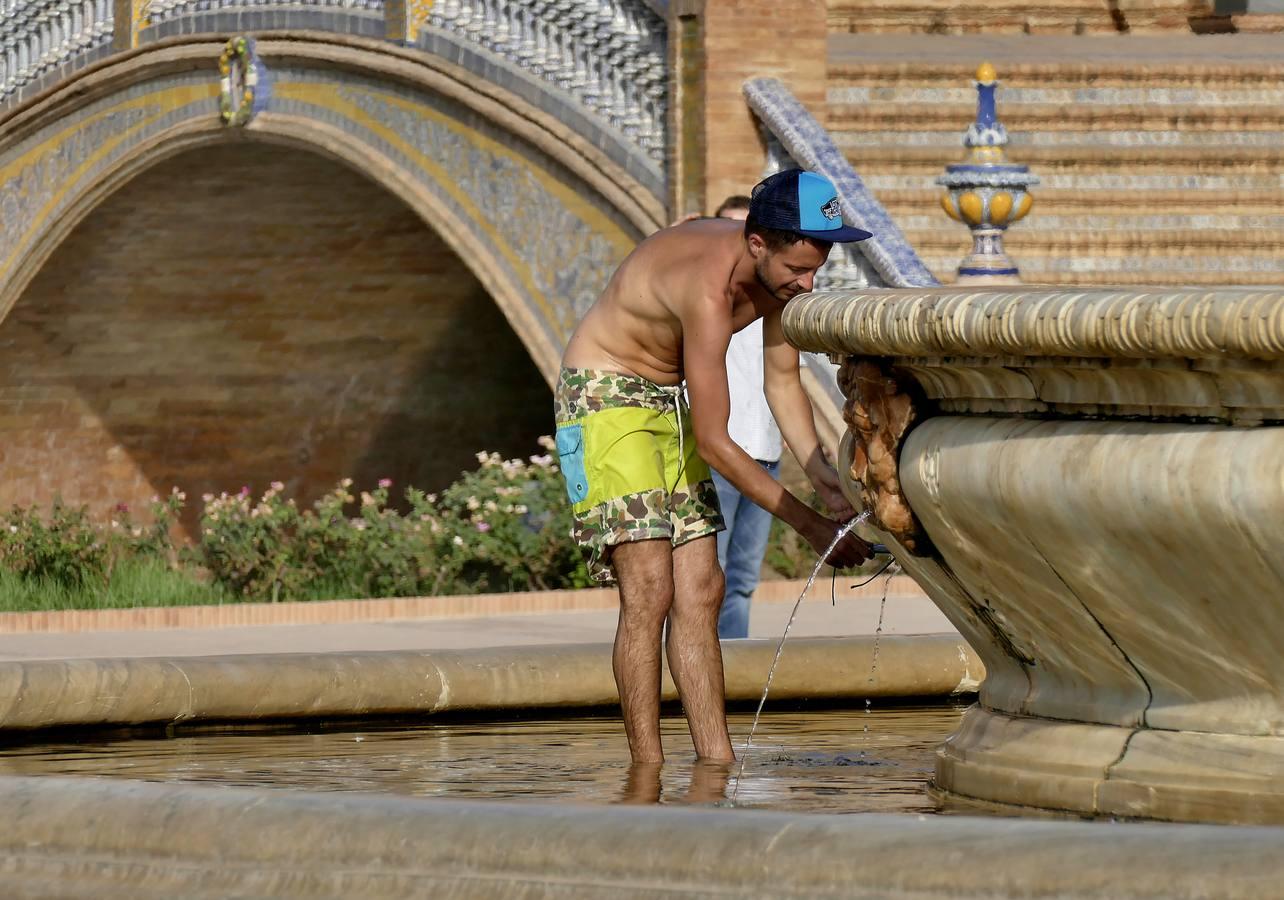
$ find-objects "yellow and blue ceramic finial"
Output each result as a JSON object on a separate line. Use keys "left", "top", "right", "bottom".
{"left": 936, "top": 62, "right": 1039, "bottom": 285}
{"left": 965, "top": 62, "right": 1007, "bottom": 158}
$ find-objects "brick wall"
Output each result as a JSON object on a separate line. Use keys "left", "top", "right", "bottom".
{"left": 0, "top": 143, "right": 553, "bottom": 534}
{"left": 670, "top": 0, "right": 829, "bottom": 216}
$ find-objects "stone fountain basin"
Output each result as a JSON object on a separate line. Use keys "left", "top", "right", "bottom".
{"left": 785, "top": 285, "right": 1284, "bottom": 825}
{"left": 0, "top": 604, "right": 1279, "bottom": 894}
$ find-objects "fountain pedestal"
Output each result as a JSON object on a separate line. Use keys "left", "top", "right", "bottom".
{"left": 786, "top": 285, "right": 1284, "bottom": 825}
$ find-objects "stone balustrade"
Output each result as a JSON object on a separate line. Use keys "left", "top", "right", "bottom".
{"left": 0, "top": 0, "right": 667, "bottom": 167}
{"left": 0, "top": 0, "right": 111, "bottom": 97}
{"left": 429, "top": 0, "right": 667, "bottom": 162}
{"left": 143, "top": 0, "right": 382, "bottom": 21}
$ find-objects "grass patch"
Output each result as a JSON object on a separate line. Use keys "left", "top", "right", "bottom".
{"left": 0, "top": 559, "right": 229, "bottom": 613}
{"left": 0, "top": 561, "right": 417, "bottom": 613}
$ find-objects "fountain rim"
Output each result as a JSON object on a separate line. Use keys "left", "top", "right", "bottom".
{"left": 2, "top": 774, "right": 1283, "bottom": 898}
{"left": 0, "top": 635, "right": 980, "bottom": 734}
{"left": 781, "top": 285, "right": 1284, "bottom": 362}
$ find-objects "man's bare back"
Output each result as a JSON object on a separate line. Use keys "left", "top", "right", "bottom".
{"left": 562, "top": 218, "right": 763, "bottom": 386}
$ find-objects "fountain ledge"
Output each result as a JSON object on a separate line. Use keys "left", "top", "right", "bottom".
{"left": 0, "top": 636, "right": 980, "bottom": 732}
{"left": 0, "top": 775, "right": 1282, "bottom": 898}
{"left": 785, "top": 286, "right": 1284, "bottom": 424}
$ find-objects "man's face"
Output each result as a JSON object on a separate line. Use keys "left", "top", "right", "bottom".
{"left": 751, "top": 237, "right": 831, "bottom": 302}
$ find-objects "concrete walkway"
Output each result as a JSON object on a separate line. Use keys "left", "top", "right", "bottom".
{"left": 0, "top": 584, "right": 954, "bottom": 661}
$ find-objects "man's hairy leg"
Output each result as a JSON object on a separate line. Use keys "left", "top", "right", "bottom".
{"left": 667, "top": 535, "right": 735, "bottom": 761}
{"left": 611, "top": 539, "right": 676, "bottom": 763}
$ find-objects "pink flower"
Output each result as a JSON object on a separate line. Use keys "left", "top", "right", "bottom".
{"left": 378, "top": 478, "right": 392, "bottom": 489}
{"left": 114, "top": 502, "right": 130, "bottom": 514}
{"left": 475, "top": 521, "right": 491, "bottom": 533}
{"left": 239, "top": 486, "right": 250, "bottom": 497}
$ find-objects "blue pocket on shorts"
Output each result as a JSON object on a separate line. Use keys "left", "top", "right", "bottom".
{"left": 555, "top": 424, "right": 590, "bottom": 505}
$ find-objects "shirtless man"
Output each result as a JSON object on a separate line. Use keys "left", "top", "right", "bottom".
{"left": 555, "top": 169, "right": 874, "bottom": 763}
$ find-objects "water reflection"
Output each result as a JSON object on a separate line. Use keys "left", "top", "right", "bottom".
{"left": 0, "top": 704, "right": 967, "bottom": 814}
{"left": 619, "top": 760, "right": 662, "bottom": 804}
{"left": 618, "top": 759, "right": 733, "bottom": 806}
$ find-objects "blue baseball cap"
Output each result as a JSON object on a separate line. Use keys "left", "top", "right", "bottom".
{"left": 748, "top": 169, "right": 872, "bottom": 242}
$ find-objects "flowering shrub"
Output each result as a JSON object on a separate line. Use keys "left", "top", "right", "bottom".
{"left": 434, "top": 441, "right": 593, "bottom": 592}
{"left": 197, "top": 479, "right": 454, "bottom": 601}
{"left": 0, "top": 490, "right": 183, "bottom": 589}
{"left": 0, "top": 436, "right": 830, "bottom": 607}
{"left": 194, "top": 436, "right": 591, "bottom": 601}
{"left": 0, "top": 501, "right": 106, "bottom": 588}
{"left": 112, "top": 490, "right": 185, "bottom": 564}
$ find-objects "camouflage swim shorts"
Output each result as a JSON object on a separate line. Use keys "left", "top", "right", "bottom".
{"left": 554, "top": 368, "right": 724, "bottom": 584}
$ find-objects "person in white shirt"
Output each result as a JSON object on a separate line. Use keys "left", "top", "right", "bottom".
{"left": 709, "top": 195, "right": 782, "bottom": 639}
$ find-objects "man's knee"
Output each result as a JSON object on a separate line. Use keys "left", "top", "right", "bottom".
{"left": 673, "top": 561, "right": 724, "bottom": 623}
{"left": 706, "top": 565, "right": 726, "bottom": 608}
{"left": 613, "top": 540, "right": 676, "bottom": 624}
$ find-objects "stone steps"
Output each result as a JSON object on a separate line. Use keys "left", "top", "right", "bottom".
{"left": 893, "top": 211, "right": 1284, "bottom": 231}
{"left": 839, "top": 143, "right": 1284, "bottom": 163}
{"left": 872, "top": 187, "right": 1284, "bottom": 211}
{"left": 825, "top": 36, "right": 1284, "bottom": 286}
{"left": 905, "top": 227, "right": 1284, "bottom": 252}
{"left": 823, "top": 0, "right": 1280, "bottom": 34}
{"left": 832, "top": 104, "right": 1284, "bottom": 133}
{"left": 912, "top": 260, "right": 1284, "bottom": 286}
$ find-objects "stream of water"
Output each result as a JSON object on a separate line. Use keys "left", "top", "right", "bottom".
{"left": 732, "top": 514, "right": 872, "bottom": 800}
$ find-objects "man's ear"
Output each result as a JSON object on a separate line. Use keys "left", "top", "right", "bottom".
{"left": 746, "top": 232, "right": 767, "bottom": 260}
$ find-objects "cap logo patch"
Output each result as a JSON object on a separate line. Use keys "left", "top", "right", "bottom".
{"left": 820, "top": 198, "right": 841, "bottom": 220}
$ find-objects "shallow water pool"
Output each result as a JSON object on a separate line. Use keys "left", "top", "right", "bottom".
{"left": 0, "top": 704, "right": 967, "bottom": 813}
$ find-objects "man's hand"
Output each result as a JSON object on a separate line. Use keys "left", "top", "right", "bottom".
{"left": 802, "top": 509, "right": 872, "bottom": 569}
{"left": 805, "top": 453, "right": 856, "bottom": 521}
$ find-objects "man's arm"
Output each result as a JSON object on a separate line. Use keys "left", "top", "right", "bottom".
{"left": 683, "top": 297, "right": 867, "bottom": 567}
{"left": 761, "top": 308, "right": 855, "bottom": 520}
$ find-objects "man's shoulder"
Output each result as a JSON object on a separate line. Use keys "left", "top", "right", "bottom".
{"left": 651, "top": 223, "right": 740, "bottom": 280}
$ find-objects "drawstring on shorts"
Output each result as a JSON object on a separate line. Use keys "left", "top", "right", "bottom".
{"left": 658, "top": 382, "right": 686, "bottom": 498}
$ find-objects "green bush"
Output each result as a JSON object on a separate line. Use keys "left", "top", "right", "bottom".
{"left": 0, "top": 436, "right": 852, "bottom": 610}
{"left": 0, "top": 491, "right": 183, "bottom": 590}
{"left": 193, "top": 436, "right": 591, "bottom": 601}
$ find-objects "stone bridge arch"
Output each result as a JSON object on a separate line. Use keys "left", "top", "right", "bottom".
{"left": 0, "top": 33, "right": 665, "bottom": 382}
{"left": 0, "top": 33, "right": 667, "bottom": 522}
